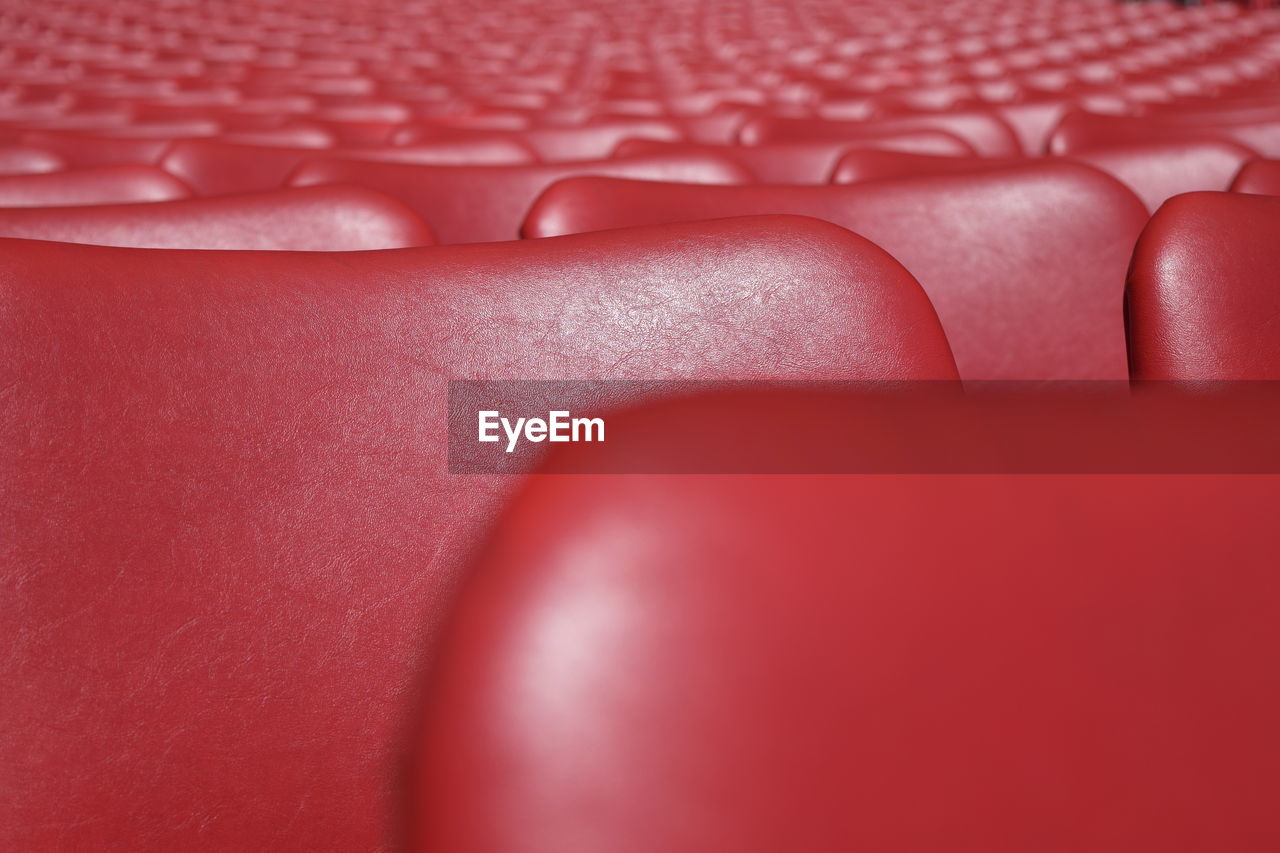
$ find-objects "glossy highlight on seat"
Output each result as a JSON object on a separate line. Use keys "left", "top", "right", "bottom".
{"left": 525, "top": 162, "right": 1147, "bottom": 381}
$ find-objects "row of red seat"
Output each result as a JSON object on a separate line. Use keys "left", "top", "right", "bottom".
{"left": 7, "top": 188, "right": 1280, "bottom": 851}
{"left": 0, "top": 142, "right": 1278, "bottom": 380}
{"left": 5, "top": 0, "right": 1280, "bottom": 851}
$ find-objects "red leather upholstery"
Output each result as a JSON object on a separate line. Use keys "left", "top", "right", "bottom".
{"left": 1050, "top": 108, "right": 1280, "bottom": 157}
{"left": 395, "top": 118, "right": 683, "bottom": 161}
{"left": 831, "top": 150, "right": 1008, "bottom": 185}
{"left": 414, "top": 393, "right": 1280, "bottom": 853}
{"left": 1066, "top": 140, "right": 1258, "bottom": 212}
{"left": 740, "top": 111, "right": 1024, "bottom": 158}
{"left": 615, "top": 134, "right": 976, "bottom": 184}
{"left": 828, "top": 141, "right": 1258, "bottom": 212}
{"left": 0, "top": 145, "right": 67, "bottom": 175}
{"left": 0, "top": 185, "right": 435, "bottom": 249}
{"left": 525, "top": 163, "right": 1148, "bottom": 380}
{"left": 0, "top": 165, "right": 191, "bottom": 207}
{"left": 17, "top": 130, "right": 183, "bottom": 167}
{"left": 161, "top": 140, "right": 336, "bottom": 196}
{"left": 1128, "top": 191, "right": 1280, "bottom": 380}
{"left": 8, "top": 0, "right": 1280, "bottom": 849}
{"left": 2, "top": 216, "right": 956, "bottom": 853}
{"left": 290, "top": 155, "right": 753, "bottom": 244}
{"left": 1228, "top": 157, "right": 1280, "bottom": 194}
{"left": 161, "top": 138, "right": 538, "bottom": 196}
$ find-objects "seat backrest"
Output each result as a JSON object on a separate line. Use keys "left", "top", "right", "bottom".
{"left": 1065, "top": 140, "right": 1257, "bottom": 212}
{"left": 413, "top": 391, "right": 1280, "bottom": 853}
{"left": 0, "top": 185, "right": 435, "bottom": 249}
{"left": 0, "top": 144, "right": 66, "bottom": 175}
{"left": 1050, "top": 108, "right": 1280, "bottom": 157}
{"left": 160, "top": 138, "right": 539, "bottom": 196}
{"left": 615, "top": 134, "right": 976, "bottom": 184}
{"left": 831, "top": 150, "right": 1011, "bottom": 185}
{"left": 396, "top": 118, "right": 683, "bottom": 161}
{"left": 0, "top": 164, "right": 192, "bottom": 207}
{"left": 17, "top": 130, "right": 180, "bottom": 168}
{"left": 524, "top": 162, "right": 1148, "bottom": 380}
{"left": 739, "top": 111, "right": 1023, "bottom": 157}
{"left": 289, "top": 154, "right": 752, "bottom": 244}
{"left": 1, "top": 216, "right": 956, "bottom": 853}
{"left": 1128, "top": 191, "right": 1280, "bottom": 379}
{"left": 1228, "top": 157, "right": 1280, "bottom": 194}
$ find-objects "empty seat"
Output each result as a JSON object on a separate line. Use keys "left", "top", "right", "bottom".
{"left": 160, "top": 138, "right": 539, "bottom": 196}
{"left": 1227, "top": 157, "right": 1280, "bottom": 195}
{"left": 0, "top": 185, "right": 435, "bottom": 249}
{"left": 161, "top": 140, "right": 336, "bottom": 196}
{"left": 614, "top": 134, "right": 976, "bottom": 184}
{"left": 1066, "top": 140, "right": 1258, "bottom": 212}
{"left": 740, "top": 111, "right": 1024, "bottom": 158}
{"left": 1050, "top": 108, "right": 1280, "bottom": 157}
{"left": 289, "top": 154, "right": 752, "bottom": 244}
{"left": 1128, "top": 191, "right": 1280, "bottom": 379}
{"left": 1, "top": 216, "right": 956, "bottom": 853}
{"left": 0, "top": 165, "right": 191, "bottom": 207}
{"left": 830, "top": 142, "right": 1257, "bottom": 212}
{"left": 525, "top": 162, "right": 1148, "bottom": 380}
{"left": 16, "top": 130, "right": 181, "bottom": 168}
{"left": 396, "top": 118, "right": 683, "bottom": 161}
{"left": 0, "top": 145, "right": 66, "bottom": 175}
{"left": 414, "top": 391, "right": 1280, "bottom": 853}
{"left": 831, "top": 150, "right": 1009, "bottom": 185}
{"left": 993, "top": 96, "right": 1132, "bottom": 156}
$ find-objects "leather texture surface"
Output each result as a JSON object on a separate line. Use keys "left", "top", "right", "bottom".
{"left": 415, "top": 392, "right": 1280, "bottom": 853}
{"left": 524, "top": 162, "right": 1147, "bottom": 380}
{"left": 0, "top": 185, "right": 436, "bottom": 249}
{"left": 1227, "top": 157, "right": 1280, "bottom": 194}
{"left": 394, "top": 118, "right": 683, "bottom": 161}
{"left": 614, "top": 134, "right": 976, "bottom": 183}
{"left": 1050, "top": 107, "right": 1280, "bottom": 156}
{"left": 0, "top": 164, "right": 192, "bottom": 206}
{"left": 17, "top": 130, "right": 181, "bottom": 167}
{"left": 289, "top": 154, "right": 753, "bottom": 243}
{"left": 831, "top": 150, "right": 1009, "bottom": 184}
{"left": 0, "top": 145, "right": 67, "bottom": 175}
{"left": 160, "top": 138, "right": 539, "bottom": 196}
{"left": 1066, "top": 140, "right": 1258, "bottom": 212}
{"left": 1128, "top": 191, "right": 1280, "bottom": 380}
{"left": 828, "top": 141, "right": 1258, "bottom": 213}
{"left": 1, "top": 216, "right": 956, "bottom": 853}
{"left": 739, "top": 111, "right": 1024, "bottom": 157}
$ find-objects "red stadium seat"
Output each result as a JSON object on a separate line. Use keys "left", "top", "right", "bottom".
{"left": 1066, "top": 140, "right": 1258, "bottom": 212}
{"left": 615, "top": 133, "right": 976, "bottom": 184}
{"left": 740, "top": 111, "right": 1024, "bottom": 158}
{"left": 1050, "top": 107, "right": 1280, "bottom": 157}
{"left": 16, "top": 130, "right": 178, "bottom": 167}
{"left": 160, "top": 138, "right": 539, "bottom": 196}
{"left": 0, "top": 145, "right": 67, "bottom": 175}
{"left": 2, "top": 216, "right": 956, "bottom": 853}
{"left": 831, "top": 150, "right": 1008, "bottom": 184}
{"left": 524, "top": 162, "right": 1148, "bottom": 380}
{"left": 8, "top": 0, "right": 1280, "bottom": 848}
{"left": 414, "top": 393, "right": 1280, "bottom": 853}
{"left": 0, "top": 165, "right": 191, "bottom": 207}
{"left": 1128, "top": 191, "right": 1280, "bottom": 380}
{"left": 396, "top": 118, "right": 683, "bottom": 161}
{"left": 0, "top": 185, "right": 435, "bottom": 249}
{"left": 289, "top": 154, "right": 753, "bottom": 244}
{"left": 1227, "top": 157, "right": 1280, "bottom": 194}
